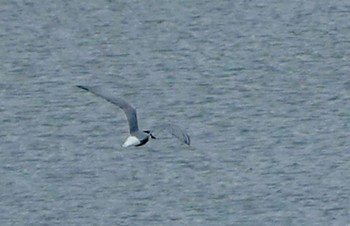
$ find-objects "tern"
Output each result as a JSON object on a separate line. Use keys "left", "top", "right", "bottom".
{"left": 76, "top": 85, "right": 190, "bottom": 147}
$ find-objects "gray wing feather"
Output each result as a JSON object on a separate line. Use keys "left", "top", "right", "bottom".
{"left": 155, "top": 123, "right": 190, "bottom": 145}
{"left": 77, "top": 85, "right": 139, "bottom": 133}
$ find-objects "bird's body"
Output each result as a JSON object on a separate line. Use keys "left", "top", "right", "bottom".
{"left": 123, "top": 131, "right": 150, "bottom": 147}
{"left": 122, "top": 135, "right": 144, "bottom": 147}
{"left": 77, "top": 85, "right": 190, "bottom": 147}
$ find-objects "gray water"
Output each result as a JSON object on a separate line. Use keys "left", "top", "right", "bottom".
{"left": 1, "top": 0, "right": 350, "bottom": 225}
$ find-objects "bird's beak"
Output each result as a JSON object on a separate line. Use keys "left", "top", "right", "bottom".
{"left": 144, "top": 130, "right": 156, "bottom": 139}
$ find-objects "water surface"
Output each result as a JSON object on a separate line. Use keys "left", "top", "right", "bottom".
{"left": 1, "top": 1, "right": 350, "bottom": 225}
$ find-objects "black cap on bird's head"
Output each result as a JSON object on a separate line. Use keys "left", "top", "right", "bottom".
{"left": 143, "top": 130, "right": 156, "bottom": 139}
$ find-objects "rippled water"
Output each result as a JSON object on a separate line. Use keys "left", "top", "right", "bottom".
{"left": 1, "top": 1, "right": 350, "bottom": 225}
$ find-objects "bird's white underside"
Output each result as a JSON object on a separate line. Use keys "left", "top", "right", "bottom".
{"left": 122, "top": 136, "right": 141, "bottom": 147}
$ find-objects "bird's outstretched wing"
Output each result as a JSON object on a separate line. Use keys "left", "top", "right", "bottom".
{"left": 76, "top": 85, "right": 139, "bottom": 133}
{"left": 153, "top": 123, "right": 191, "bottom": 145}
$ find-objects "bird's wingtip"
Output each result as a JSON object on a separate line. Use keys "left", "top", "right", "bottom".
{"left": 76, "top": 85, "right": 89, "bottom": 91}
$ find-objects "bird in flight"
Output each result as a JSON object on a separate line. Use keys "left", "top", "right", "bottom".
{"left": 76, "top": 85, "right": 190, "bottom": 147}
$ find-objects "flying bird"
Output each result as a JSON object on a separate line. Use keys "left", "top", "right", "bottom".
{"left": 76, "top": 85, "right": 190, "bottom": 147}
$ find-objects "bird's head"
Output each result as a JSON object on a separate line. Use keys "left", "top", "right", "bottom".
{"left": 143, "top": 130, "right": 156, "bottom": 139}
